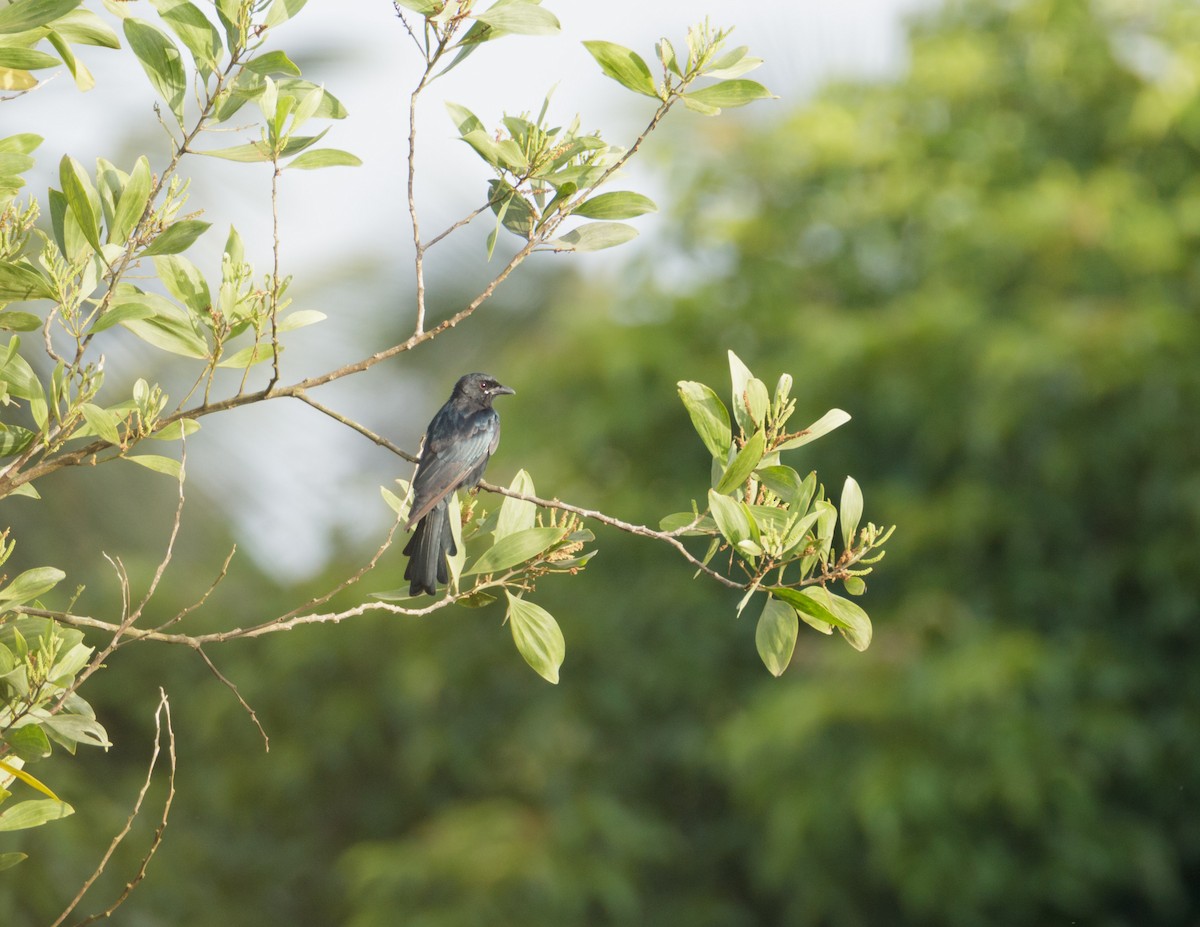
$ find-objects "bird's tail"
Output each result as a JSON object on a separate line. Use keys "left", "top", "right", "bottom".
{"left": 403, "top": 500, "right": 456, "bottom": 596}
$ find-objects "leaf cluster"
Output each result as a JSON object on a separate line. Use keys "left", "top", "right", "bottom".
{"left": 669, "top": 351, "right": 893, "bottom": 674}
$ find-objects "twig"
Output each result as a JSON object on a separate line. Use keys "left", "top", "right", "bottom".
{"left": 193, "top": 645, "right": 269, "bottom": 750}
{"left": 51, "top": 689, "right": 176, "bottom": 927}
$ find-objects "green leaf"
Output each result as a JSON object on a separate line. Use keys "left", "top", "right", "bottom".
{"left": 284, "top": 148, "right": 361, "bottom": 170}
{"left": 149, "top": 418, "right": 200, "bottom": 441}
{"left": 464, "top": 526, "right": 566, "bottom": 575}
{"left": 276, "top": 309, "right": 325, "bottom": 331}
{"left": 756, "top": 595, "right": 798, "bottom": 677}
{"left": 394, "top": 0, "right": 440, "bottom": 14}
{"left": 3, "top": 724, "right": 51, "bottom": 762}
{"left": 0, "top": 0, "right": 81, "bottom": 34}
{"left": 715, "top": 428, "right": 766, "bottom": 495}
{"left": 153, "top": 255, "right": 211, "bottom": 314}
{"left": 843, "top": 575, "right": 866, "bottom": 596}
{"left": 0, "top": 311, "right": 41, "bottom": 332}
{"left": 703, "top": 46, "right": 763, "bottom": 80}
{"left": 840, "top": 475, "right": 863, "bottom": 551}
{"left": 573, "top": 190, "right": 657, "bottom": 220}
{"left": 755, "top": 465, "right": 805, "bottom": 504}
{"left": 0, "top": 48, "right": 60, "bottom": 70}
{"left": 45, "top": 26, "right": 93, "bottom": 91}
{"left": 582, "top": 39, "right": 657, "bottom": 97}
{"left": 776, "top": 408, "right": 852, "bottom": 451}
{"left": 825, "top": 590, "right": 873, "bottom": 652}
{"left": 445, "top": 100, "right": 485, "bottom": 135}
{"left": 685, "top": 79, "right": 775, "bottom": 112}
{"left": 120, "top": 309, "right": 209, "bottom": 358}
{"left": 215, "top": 342, "right": 273, "bottom": 368}
{"left": 0, "top": 133, "right": 42, "bottom": 154}
{"left": 124, "top": 454, "right": 181, "bottom": 478}
{"left": 495, "top": 469, "right": 536, "bottom": 541}
{"left": 124, "top": 18, "right": 186, "bottom": 123}
{"left": 0, "top": 852, "right": 27, "bottom": 871}
{"left": 195, "top": 141, "right": 275, "bottom": 163}
{"left": 676, "top": 382, "right": 731, "bottom": 457}
{"left": 58, "top": 155, "right": 101, "bottom": 255}
{"left": 79, "top": 402, "right": 122, "bottom": 445}
{"left": 107, "top": 156, "right": 151, "bottom": 245}
{"left": 551, "top": 221, "right": 638, "bottom": 252}
{"left": 473, "top": 3, "right": 560, "bottom": 36}
{"left": 657, "top": 512, "right": 717, "bottom": 535}
{"left": 0, "top": 566, "right": 63, "bottom": 606}
{"left": 142, "top": 219, "right": 211, "bottom": 256}
{"left": 745, "top": 377, "right": 770, "bottom": 426}
{"left": 264, "top": 0, "right": 307, "bottom": 28}
{"left": 727, "top": 350, "right": 755, "bottom": 435}
{"left": 148, "top": 0, "right": 222, "bottom": 74}
{"left": 771, "top": 586, "right": 844, "bottom": 633}
{"left": 505, "top": 591, "right": 564, "bottom": 684}
{"left": 90, "top": 301, "right": 154, "bottom": 333}
{"left": 53, "top": 9, "right": 120, "bottom": 48}
{"left": 708, "top": 489, "right": 754, "bottom": 548}
{"left": 243, "top": 50, "right": 301, "bottom": 77}
{"left": 0, "top": 261, "right": 53, "bottom": 300}
{"left": 0, "top": 799, "right": 73, "bottom": 832}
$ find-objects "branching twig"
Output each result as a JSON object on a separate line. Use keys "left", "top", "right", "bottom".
{"left": 193, "top": 645, "right": 269, "bottom": 750}
{"left": 51, "top": 689, "right": 176, "bottom": 927}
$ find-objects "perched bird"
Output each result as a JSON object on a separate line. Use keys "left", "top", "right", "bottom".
{"left": 403, "top": 373, "right": 515, "bottom": 596}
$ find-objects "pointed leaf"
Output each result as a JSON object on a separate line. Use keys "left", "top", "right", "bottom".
{"left": 685, "top": 79, "right": 774, "bottom": 112}
{"left": 473, "top": 4, "right": 560, "bottom": 36}
{"left": 505, "top": 591, "right": 564, "bottom": 684}
{"left": 58, "top": 155, "right": 101, "bottom": 255}
{"left": 464, "top": 526, "right": 566, "bottom": 576}
{"left": 108, "top": 156, "right": 152, "bottom": 245}
{"left": 0, "top": 799, "right": 73, "bottom": 832}
{"left": 0, "top": 261, "right": 54, "bottom": 301}
{"left": 142, "top": 219, "right": 211, "bottom": 256}
{"left": 715, "top": 429, "right": 766, "bottom": 495}
{"left": 551, "top": 221, "right": 638, "bottom": 252}
{"left": 840, "top": 475, "right": 863, "bottom": 551}
{"left": 124, "top": 18, "right": 186, "bottom": 123}
{"left": 0, "top": 567, "right": 65, "bottom": 606}
{"left": 776, "top": 408, "right": 852, "bottom": 451}
{"left": 0, "top": 0, "right": 81, "bottom": 34}
{"left": 284, "top": 148, "right": 361, "bottom": 170}
{"left": 583, "top": 39, "right": 656, "bottom": 97}
{"left": 573, "top": 190, "right": 657, "bottom": 220}
{"left": 124, "top": 454, "right": 181, "bottom": 478}
{"left": 708, "top": 489, "right": 753, "bottom": 547}
{"left": 677, "top": 380, "right": 731, "bottom": 460}
{"left": 495, "top": 469, "right": 536, "bottom": 541}
{"left": 756, "top": 596, "right": 798, "bottom": 677}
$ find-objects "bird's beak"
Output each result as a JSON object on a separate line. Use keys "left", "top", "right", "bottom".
{"left": 493, "top": 384, "right": 515, "bottom": 396}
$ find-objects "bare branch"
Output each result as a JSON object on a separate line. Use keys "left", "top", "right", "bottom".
{"left": 51, "top": 690, "right": 176, "bottom": 927}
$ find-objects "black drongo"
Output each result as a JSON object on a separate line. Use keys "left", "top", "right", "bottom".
{"left": 403, "top": 372, "right": 515, "bottom": 596}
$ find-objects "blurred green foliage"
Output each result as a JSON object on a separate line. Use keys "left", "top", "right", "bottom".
{"left": 4, "top": 0, "right": 1199, "bottom": 923}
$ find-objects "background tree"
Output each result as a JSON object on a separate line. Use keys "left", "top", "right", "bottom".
{"left": 4, "top": 0, "right": 1198, "bottom": 924}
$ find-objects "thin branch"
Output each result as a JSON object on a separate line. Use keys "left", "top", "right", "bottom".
{"left": 51, "top": 689, "right": 176, "bottom": 927}
{"left": 193, "top": 645, "right": 269, "bottom": 750}
{"left": 477, "top": 479, "right": 745, "bottom": 590}
{"left": 292, "top": 390, "right": 416, "bottom": 462}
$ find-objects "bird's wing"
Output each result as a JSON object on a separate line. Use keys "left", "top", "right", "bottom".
{"left": 406, "top": 409, "right": 498, "bottom": 526}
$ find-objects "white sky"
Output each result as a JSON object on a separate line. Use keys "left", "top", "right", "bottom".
{"left": 12, "top": 0, "right": 932, "bottom": 579}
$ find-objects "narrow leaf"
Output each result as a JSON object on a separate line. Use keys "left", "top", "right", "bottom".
{"left": 840, "top": 475, "right": 863, "bottom": 551}
{"left": 573, "top": 190, "right": 657, "bottom": 220}
{"left": 124, "top": 454, "right": 181, "bottom": 478}
{"left": 124, "top": 18, "right": 186, "bottom": 124}
{"left": 551, "top": 221, "right": 638, "bottom": 252}
{"left": 776, "top": 408, "right": 852, "bottom": 451}
{"left": 464, "top": 526, "right": 566, "bottom": 576}
{"left": 0, "top": 799, "right": 73, "bottom": 832}
{"left": 142, "top": 219, "right": 211, "bottom": 255}
{"left": 0, "top": 0, "right": 81, "bottom": 34}
{"left": 284, "top": 149, "right": 361, "bottom": 170}
{"left": 582, "top": 39, "right": 657, "bottom": 97}
{"left": 715, "top": 429, "right": 766, "bottom": 495}
{"left": 685, "top": 79, "right": 775, "bottom": 112}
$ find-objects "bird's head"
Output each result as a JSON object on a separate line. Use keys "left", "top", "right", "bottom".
{"left": 455, "top": 372, "right": 515, "bottom": 404}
